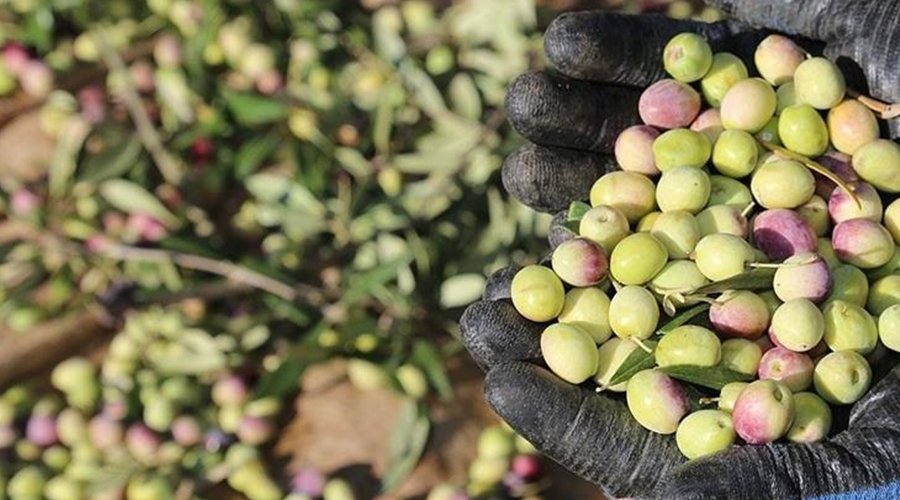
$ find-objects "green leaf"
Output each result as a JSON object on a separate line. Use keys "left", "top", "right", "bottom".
{"left": 49, "top": 117, "right": 90, "bottom": 197}
{"left": 691, "top": 267, "right": 776, "bottom": 295}
{"left": 373, "top": 7, "right": 407, "bottom": 61}
{"left": 240, "top": 325, "right": 270, "bottom": 351}
{"left": 148, "top": 329, "right": 227, "bottom": 375}
{"left": 655, "top": 303, "right": 711, "bottom": 337}
{"left": 449, "top": 73, "right": 482, "bottom": 120}
{"left": 222, "top": 89, "right": 289, "bottom": 126}
{"left": 660, "top": 365, "right": 754, "bottom": 390}
{"left": 334, "top": 147, "right": 372, "bottom": 178}
{"left": 381, "top": 400, "right": 430, "bottom": 493}
{"left": 565, "top": 201, "right": 591, "bottom": 232}
{"left": 99, "top": 180, "right": 179, "bottom": 227}
{"left": 401, "top": 62, "right": 448, "bottom": 119}
{"left": 244, "top": 173, "right": 292, "bottom": 202}
{"left": 412, "top": 341, "right": 453, "bottom": 400}
{"left": 342, "top": 256, "right": 413, "bottom": 306}
{"left": 608, "top": 340, "right": 658, "bottom": 387}
{"left": 79, "top": 134, "right": 143, "bottom": 183}
{"left": 235, "top": 133, "right": 280, "bottom": 179}
{"left": 567, "top": 201, "right": 592, "bottom": 222}
{"left": 254, "top": 339, "right": 328, "bottom": 399}
{"left": 439, "top": 273, "right": 485, "bottom": 309}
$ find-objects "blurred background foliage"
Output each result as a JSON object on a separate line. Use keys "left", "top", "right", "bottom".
{"left": 0, "top": 0, "right": 718, "bottom": 498}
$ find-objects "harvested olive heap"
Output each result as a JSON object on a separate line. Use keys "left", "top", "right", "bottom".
{"left": 510, "top": 32, "right": 900, "bottom": 460}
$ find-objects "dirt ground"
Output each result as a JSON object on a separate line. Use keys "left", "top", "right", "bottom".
{"left": 280, "top": 354, "right": 606, "bottom": 499}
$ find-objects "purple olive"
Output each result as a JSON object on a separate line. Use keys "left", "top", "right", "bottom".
{"left": 752, "top": 209, "right": 817, "bottom": 260}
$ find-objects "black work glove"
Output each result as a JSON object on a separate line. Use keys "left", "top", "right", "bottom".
{"left": 461, "top": 2, "right": 900, "bottom": 499}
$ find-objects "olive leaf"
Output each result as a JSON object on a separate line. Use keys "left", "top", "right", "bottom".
{"left": 659, "top": 365, "right": 754, "bottom": 391}
{"left": 99, "top": 179, "right": 180, "bottom": 228}
{"left": 381, "top": 400, "right": 430, "bottom": 493}
{"left": 690, "top": 267, "right": 776, "bottom": 295}
{"left": 235, "top": 132, "right": 280, "bottom": 179}
{"left": 221, "top": 89, "right": 289, "bottom": 126}
{"left": 607, "top": 340, "right": 658, "bottom": 387}
{"left": 565, "top": 200, "right": 592, "bottom": 232}
{"left": 654, "top": 303, "right": 711, "bottom": 337}
{"left": 412, "top": 341, "right": 453, "bottom": 401}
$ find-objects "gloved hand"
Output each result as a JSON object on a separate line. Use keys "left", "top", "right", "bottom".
{"left": 461, "top": 2, "right": 900, "bottom": 499}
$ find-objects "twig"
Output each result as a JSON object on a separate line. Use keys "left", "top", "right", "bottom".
{"left": 133, "top": 280, "right": 254, "bottom": 305}
{"left": 93, "top": 240, "right": 298, "bottom": 301}
{"left": 96, "top": 28, "right": 185, "bottom": 184}
{"left": 848, "top": 89, "right": 900, "bottom": 119}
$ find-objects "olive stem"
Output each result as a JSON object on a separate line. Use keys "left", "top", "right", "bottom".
{"left": 631, "top": 337, "right": 653, "bottom": 353}
{"left": 740, "top": 201, "right": 756, "bottom": 219}
{"left": 748, "top": 254, "right": 818, "bottom": 269}
{"left": 848, "top": 89, "right": 900, "bottom": 119}
{"left": 688, "top": 296, "right": 718, "bottom": 305}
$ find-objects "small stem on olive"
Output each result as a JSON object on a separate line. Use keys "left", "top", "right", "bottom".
{"left": 740, "top": 201, "right": 756, "bottom": 219}
{"left": 631, "top": 337, "right": 653, "bottom": 353}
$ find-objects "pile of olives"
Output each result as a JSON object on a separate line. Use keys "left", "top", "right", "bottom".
{"left": 510, "top": 32, "right": 900, "bottom": 459}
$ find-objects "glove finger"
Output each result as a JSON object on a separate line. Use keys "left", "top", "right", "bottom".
{"left": 502, "top": 142, "right": 615, "bottom": 214}
{"left": 505, "top": 72, "right": 641, "bottom": 153}
{"left": 849, "top": 354, "right": 900, "bottom": 429}
{"left": 485, "top": 361, "right": 684, "bottom": 499}
{"left": 482, "top": 265, "right": 520, "bottom": 302}
{"left": 656, "top": 425, "right": 900, "bottom": 499}
{"left": 459, "top": 299, "right": 542, "bottom": 371}
{"left": 706, "top": 0, "right": 859, "bottom": 42}
{"left": 547, "top": 210, "right": 575, "bottom": 250}
{"left": 545, "top": 11, "right": 734, "bottom": 87}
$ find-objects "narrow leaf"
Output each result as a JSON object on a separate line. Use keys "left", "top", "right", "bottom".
{"left": 235, "top": 132, "right": 280, "bottom": 179}
{"left": 254, "top": 339, "right": 328, "bottom": 398}
{"left": 381, "top": 401, "right": 430, "bottom": 493}
{"left": 449, "top": 73, "right": 482, "bottom": 120}
{"left": 608, "top": 340, "right": 658, "bottom": 387}
{"left": 222, "top": 89, "right": 289, "bottom": 126}
{"left": 660, "top": 365, "right": 754, "bottom": 390}
{"left": 439, "top": 273, "right": 486, "bottom": 309}
{"left": 567, "top": 201, "right": 592, "bottom": 223}
{"left": 99, "top": 179, "right": 179, "bottom": 227}
{"left": 342, "top": 256, "right": 413, "bottom": 306}
{"left": 691, "top": 267, "right": 776, "bottom": 295}
{"left": 79, "top": 134, "right": 142, "bottom": 183}
{"left": 655, "top": 303, "right": 711, "bottom": 337}
{"left": 412, "top": 341, "right": 453, "bottom": 400}
{"left": 334, "top": 147, "right": 372, "bottom": 178}
{"left": 49, "top": 117, "right": 91, "bottom": 197}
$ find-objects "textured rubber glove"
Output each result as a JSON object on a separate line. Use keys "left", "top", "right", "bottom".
{"left": 462, "top": 2, "right": 900, "bottom": 499}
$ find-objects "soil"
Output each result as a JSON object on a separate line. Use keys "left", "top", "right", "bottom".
{"left": 279, "top": 354, "right": 606, "bottom": 499}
